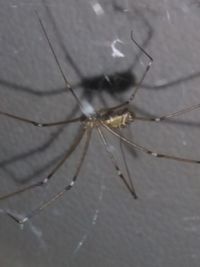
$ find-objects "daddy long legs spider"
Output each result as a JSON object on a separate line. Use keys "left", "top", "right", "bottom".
{"left": 0, "top": 11, "right": 200, "bottom": 224}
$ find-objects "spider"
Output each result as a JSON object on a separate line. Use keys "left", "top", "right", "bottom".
{"left": 0, "top": 11, "right": 200, "bottom": 224}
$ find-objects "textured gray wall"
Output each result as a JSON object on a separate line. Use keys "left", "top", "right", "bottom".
{"left": 0, "top": 0, "right": 200, "bottom": 266}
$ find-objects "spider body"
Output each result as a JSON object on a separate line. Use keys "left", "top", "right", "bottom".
{"left": 101, "top": 107, "right": 135, "bottom": 128}
{"left": 84, "top": 107, "right": 135, "bottom": 129}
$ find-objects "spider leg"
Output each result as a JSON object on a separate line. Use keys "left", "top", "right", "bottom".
{"left": 108, "top": 32, "right": 153, "bottom": 112}
{"left": 97, "top": 127, "right": 137, "bottom": 199}
{"left": 103, "top": 123, "right": 200, "bottom": 164}
{"left": 35, "top": 11, "right": 87, "bottom": 116}
{"left": 81, "top": 32, "right": 153, "bottom": 115}
{"left": 127, "top": 31, "right": 153, "bottom": 104}
{"left": 0, "top": 126, "right": 86, "bottom": 201}
{"left": 6, "top": 128, "right": 92, "bottom": 224}
{"left": 119, "top": 133, "right": 136, "bottom": 195}
{"left": 135, "top": 103, "right": 200, "bottom": 122}
{"left": 0, "top": 110, "right": 82, "bottom": 127}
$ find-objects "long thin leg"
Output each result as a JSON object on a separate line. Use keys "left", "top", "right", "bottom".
{"left": 134, "top": 103, "right": 200, "bottom": 122}
{"left": 119, "top": 135, "right": 136, "bottom": 195}
{"left": 35, "top": 11, "right": 87, "bottom": 116}
{"left": 6, "top": 128, "right": 92, "bottom": 224}
{"left": 97, "top": 127, "right": 137, "bottom": 198}
{"left": 127, "top": 31, "right": 153, "bottom": 104}
{"left": 103, "top": 123, "right": 200, "bottom": 164}
{"left": 0, "top": 127, "right": 86, "bottom": 200}
{"left": 0, "top": 110, "right": 82, "bottom": 127}
{"left": 100, "top": 33, "right": 153, "bottom": 114}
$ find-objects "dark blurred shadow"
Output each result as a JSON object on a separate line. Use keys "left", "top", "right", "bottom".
{"left": 0, "top": 79, "right": 66, "bottom": 97}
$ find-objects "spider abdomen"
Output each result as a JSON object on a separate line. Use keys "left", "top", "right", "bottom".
{"left": 104, "top": 111, "right": 135, "bottom": 128}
